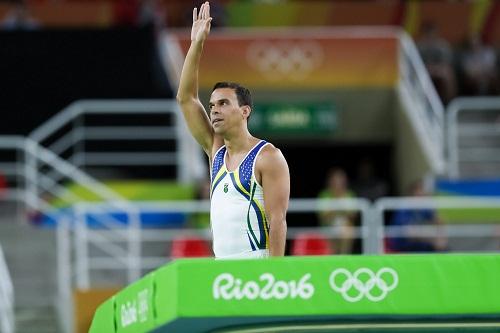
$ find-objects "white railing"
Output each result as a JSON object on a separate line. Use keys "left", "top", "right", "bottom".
{"left": 64, "top": 199, "right": 375, "bottom": 287}
{"left": 29, "top": 100, "right": 204, "bottom": 184}
{"left": 0, "top": 244, "right": 14, "bottom": 333}
{"left": 2, "top": 162, "right": 499, "bottom": 333}
{"left": 64, "top": 196, "right": 500, "bottom": 289}
{"left": 65, "top": 198, "right": 372, "bottom": 287}
{"left": 374, "top": 196, "right": 500, "bottom": 253}
{"left": 446, "top": 97, "right": 500, "bottom": 179}
{"left": 0, "top": 36, "right": 494, "bottom": 333}
{"left": 398, "top": 31, "right": 446, "bottom": 174}
{"left": 0, "top": 136, "right": 142, "bottom": 333}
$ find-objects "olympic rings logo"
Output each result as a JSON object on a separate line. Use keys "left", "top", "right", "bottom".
{"left": 329, "top": 267, "right": 398, "bottom": 302}
{"left": 246, "top": 41, "right": 324, "bottom": 81}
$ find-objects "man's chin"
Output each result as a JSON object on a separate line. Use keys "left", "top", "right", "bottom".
{"left": 213, "top": 124, "right": 225, "bottom": 133}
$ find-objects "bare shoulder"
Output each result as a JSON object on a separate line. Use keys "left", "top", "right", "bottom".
{"left": 258, "top": 143, "right": 286, "bottom": 165}
{"left": 255, "top": 143, "right": 289, "bottom": 179}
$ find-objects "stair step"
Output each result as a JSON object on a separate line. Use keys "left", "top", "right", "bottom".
{"left": 0, "top": 221, "right": 59, "bottom": 318}
{"left": 15, "top": 306, "right": 61, "bottom": 333}
{"left": 458, "top": 162, "right": 500, "bottom": 178}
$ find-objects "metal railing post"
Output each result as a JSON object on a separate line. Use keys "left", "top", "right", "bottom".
{"left": 75, "top": 204, "right": 90, "bottom": 290}
{"left": 127, "top": 205, "right": 142, "bottom": 284}
{"left": 24, "top": 139, "right": 39, "bottom": 215}
{"left": 72, "top": 113, "right": 85, "bottom": 170}
{"left": 446, "top": 101, "right": 460, "bottom": 179}
{"left": 56, "top": 215, "right": 73, "bottom": 333}
{"left": 360, "top": 201, "right": 373, "bottom": 254}
{"left": 372, "top": 203, "right": 385, "bottom": 254}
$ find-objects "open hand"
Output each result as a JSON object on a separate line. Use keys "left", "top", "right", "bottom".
{"left": 191, "top": 2, "right": 212, "bottom": 43}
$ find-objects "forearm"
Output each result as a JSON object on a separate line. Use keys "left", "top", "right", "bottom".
{"left": 177, "top": 40, "right": 204, "bottom": 102}
{"left": 268, "top": 219, "right": 287, "bottom": 256}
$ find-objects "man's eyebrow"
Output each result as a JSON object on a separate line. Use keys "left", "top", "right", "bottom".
{"left": 209, "top": 98, "right": 230, "bottom": 106}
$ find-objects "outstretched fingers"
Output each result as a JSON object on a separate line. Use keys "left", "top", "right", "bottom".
{"left": 198, "top": 3, "right": 204, "bottom": 20}
{"left": 203, "top": 2, "right": 210, "bottom": 20}
{"left": 193, "top": 2, "right": 211, "bottom": 22}
{"left": 201, "top": 2, "right": 206, "bottom": 20}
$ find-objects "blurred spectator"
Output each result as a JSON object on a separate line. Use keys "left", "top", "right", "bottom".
{"left": 458, "top": 33, "right": 498, "bottom": 96}
{"left": 417, "top": 21, "right": 456, "bottom": 104}
{"left": 352, "top": 157, "right": 388, "bottom": 202}
{"left": 1, "top": 1, "right": 40, "bottom": 30}
{"left": 317, "top": 168, "right": 357, "bottom": 254}
{"left": 387, "top": 179, "right": 447, "bottom": 253}
{"left": 189, "top": 178, "right": 210, "bottom": 229}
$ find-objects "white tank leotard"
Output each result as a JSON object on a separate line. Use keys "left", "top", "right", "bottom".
{"left": 210, "top": 140, "right": 270, "bottom": 259}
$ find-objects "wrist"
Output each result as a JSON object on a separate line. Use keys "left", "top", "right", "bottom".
{"left": 191, "top": 39, "right": 205, "bottom": 47}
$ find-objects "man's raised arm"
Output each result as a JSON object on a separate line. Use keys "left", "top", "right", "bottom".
{"left": 176, "top": 2, "right": 214, "bottom": 156}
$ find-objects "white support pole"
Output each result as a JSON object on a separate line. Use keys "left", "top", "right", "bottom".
{"left": 24, "top": 139, "right": 39, "bottom": 217}
{"left": 446, "top": 103, "right": 460, "bottom": 179}
{"left": 127, "top": 206, "right": 142, "bottom": 284}
{"left": 15, "top": 147, "right": 24, "bottom": 224}
{"left": 74, "top": 204, "right": 90, "bottom": 290}
{"left": 56, "top": 215, "right": 73, "bottom": 333}
{"left": 72, "top": 115, "right": 85, "bottom": 170}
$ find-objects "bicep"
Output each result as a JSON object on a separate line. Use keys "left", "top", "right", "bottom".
{"left": 261, "top": 151, "right": 290, "bottom": 222}
{"left": 178, "top": 98, "right": 214, "bottom": 155}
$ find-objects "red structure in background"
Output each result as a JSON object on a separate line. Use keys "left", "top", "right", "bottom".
{"left": 291, "top": 233, "right": 334, "bottom": 256}
{"left": 0, "top": 172, "right": 6, "bottom": 198}
{"left": 171, "top": 236, "right": 212, "bottom": 258}
{"left": 112, "top": 1, "right": 140, "bottom": 26}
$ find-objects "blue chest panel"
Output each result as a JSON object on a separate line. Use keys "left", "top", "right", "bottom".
{"left": 211, "top": 147, "right": 226, "bottom": 183}
{"left": 211, "top": 140, "right": 267, "bottom": 192}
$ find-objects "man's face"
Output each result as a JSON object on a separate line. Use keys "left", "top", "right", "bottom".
{"left": 209, "top": 88, "right": 247, "bottom": 134}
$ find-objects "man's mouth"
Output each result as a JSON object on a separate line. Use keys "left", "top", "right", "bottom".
{"left": 212, "top": 119, "right": 223, "bottom": 125}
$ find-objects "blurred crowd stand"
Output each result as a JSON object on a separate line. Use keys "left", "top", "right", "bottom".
{"left": 317, "top": 168, "right": 357, "bottom": 255}
{"left": 417, "top": 21, "right": 457, "bottom": 104}
{"left": 0, "top": 0, "right": 497, "bottom": 259}
{"left": 352, "top": 157, "right": 388, "bottom": 203}
{"left": 387, "top": 179, "right": 448, "bottom": 253}
{"left": 458, "top": 33, "right": 499, "bottom": 96}
{"left": 0, "top": 0, "right": 39, "bottom": 30}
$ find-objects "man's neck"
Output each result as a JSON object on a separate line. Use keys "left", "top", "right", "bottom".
{"left": 223, "top": 128, "right": 255, "bottom": 155}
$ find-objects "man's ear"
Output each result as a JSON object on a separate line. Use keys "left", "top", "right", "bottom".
{"left": 242, "top": 105, "right": 251, "bottom": 119}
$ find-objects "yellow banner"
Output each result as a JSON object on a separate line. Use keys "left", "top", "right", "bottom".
{"left": 175, "top": 30, "right": 398, "bottom": 90}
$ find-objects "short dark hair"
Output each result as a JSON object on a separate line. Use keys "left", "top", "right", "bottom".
{"left": 212, "top": 82, "right": 253, "bottom": 110}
